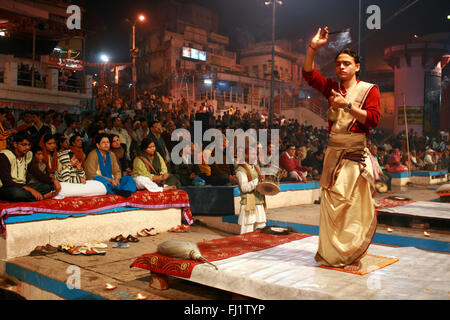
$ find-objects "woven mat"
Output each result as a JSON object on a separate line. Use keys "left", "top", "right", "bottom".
{"left": 319, "top": 254, "right": 399, "bottom": 275}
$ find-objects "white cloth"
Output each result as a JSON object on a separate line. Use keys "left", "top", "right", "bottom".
{"left": 133, "top": 176, "right": 163, "bottom": 192}
{"left": 236, "top": 169, "right": 266, "bottom": 234}
{"left": 288, "top": 170, "right": 308, "bottom": 182}
{"left": 53, "top": 180, "right": 107, "bottom": 199}
{"left": 187, "top": 236, "right": 449, "bottom": 300}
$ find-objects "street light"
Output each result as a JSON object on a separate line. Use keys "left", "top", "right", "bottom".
{"left": 265, "top": 0, "right": 282, "bottom": 126}
{"left": 126, "top": 14, "right": 146, "bottom": 107}
{"left": 100, "top": 54, "right": 109, "bottom": 62}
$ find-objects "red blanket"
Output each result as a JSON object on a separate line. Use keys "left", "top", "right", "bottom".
{"left": 375, "top": 198, "right": 415, "bottom": 209}
{"left": 130, "top": 230, "right": 311, "bottom": 278}
{"left": 0, "top": 190, "right": 192, "bottom": 234}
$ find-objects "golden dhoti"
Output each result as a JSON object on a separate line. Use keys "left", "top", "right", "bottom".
{"left": 315, "top": 132, "right": 377, "bottom": 267}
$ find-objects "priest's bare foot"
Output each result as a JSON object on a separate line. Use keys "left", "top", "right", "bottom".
{"left": 343, "top": 260, "right": 361, "bottom": 271}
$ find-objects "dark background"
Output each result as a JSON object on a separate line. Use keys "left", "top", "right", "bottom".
{"left": 75, "top": 0, "right": 450, "bottom": 71}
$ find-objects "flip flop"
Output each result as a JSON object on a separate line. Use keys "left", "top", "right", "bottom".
{"left": 84, "top": 241, "right": 108, "bottom": 249}
{"left": 137, "top": 228, "right": 158, "bottom": 237}
{"left": 169, "top": 225, "right": 190, "bottom": 233}
{"left": 112, "top": 241, "right": 130, "bottom": 249}
{"left": 145, "top": 228, "right": 158, "bottom": 236}
{"left": 110, "top": 234, "right": 126, "bottom": 242}
{"left": 58, "top": 244, "right": 74, "bottom": 252}
{"left": 126, "top": 234, "right": 139, "bottom": 242}
{"left": 66, "top": 246, "right": 83, "bottom": 255}
{"left": 79, "top": 247, "right": 107, "bottom": 256}
{"left": 137, "top": 229, "right": 151, "bottom": 237}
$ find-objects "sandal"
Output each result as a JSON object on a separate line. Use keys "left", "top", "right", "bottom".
{"left": 44, "top": 244, "right": 58, "bottom": 254}
{"left": 79, "top": 247, "right": 107, "bottom": 256}
{"left": 30, "top": 245, "right": 58, "bottom": 256}
{"left": 84, "top": 241, "right": 108, "bottom": 249}
{"left": 58, "top": 244, "right": 75, "bottom": 252}
{"left": 66, "top": 246, "right": 83, "bottom": 255}
{"left": 112, "top": 241, "right": 130, "bottom": 249}
{"left": 126, "top": 234, "right": 139, "bottom": 242}
{"left": 137, "top": 228, "right": 157, "bottom": 237}
{"left": 29, "top": 246, "right": 47, "bottom": 256}
{"left": 169, "top": 225, "right": 190, "bottom": 233}
{"left": 110, "top": 234, "right": 126, "bottom": 242}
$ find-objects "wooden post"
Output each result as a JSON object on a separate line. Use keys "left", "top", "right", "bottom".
{"left": 403, "top": 94, "right": 411, "bottom": 176}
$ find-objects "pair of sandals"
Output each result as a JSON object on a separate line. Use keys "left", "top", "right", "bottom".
{"left": 137, "top": 228, "right": 158, "bottom": 237}
{"left": 169, "top": 225, "right": 190, "bottom": 233}
{"left": 110, "top": 234, "right": 139, "bottom": 249}
{"left": 58, "top": 244, "right": 106, "bottom": 256}
{"left": 30, "top": 244, "right": 58, "bottom": 256}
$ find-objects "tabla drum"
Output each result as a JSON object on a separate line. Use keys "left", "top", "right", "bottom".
{"left": 256, "top": 181, "right": 280, "bottom": 196}
{"left": 375, "top": 181, "right": 388, "bottom": 193}
{"left": 255, "top": 167, "right": 284, "bottom": 196}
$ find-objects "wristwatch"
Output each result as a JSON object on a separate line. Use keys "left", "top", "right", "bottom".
{"left": 344, "top": 102, "right": 352, "bottom": 112}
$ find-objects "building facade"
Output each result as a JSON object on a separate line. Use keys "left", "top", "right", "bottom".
{"left": 0, "top": 0, "right": 93, "bottom": 115}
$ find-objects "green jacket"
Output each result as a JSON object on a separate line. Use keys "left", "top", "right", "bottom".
{"left": 236, "top": 164, "right": 265, "bottom": 206}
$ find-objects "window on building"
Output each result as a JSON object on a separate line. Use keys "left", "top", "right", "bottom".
{"left": 252, "top": 65, "right": 259, "bottom": 78}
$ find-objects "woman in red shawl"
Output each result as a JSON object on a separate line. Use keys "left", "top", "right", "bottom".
{"left": 69, "top": 134, "right": 86, "bottom": 169}
{"left": 39, "top": 133, "right": 58, "bottom": 178}
{"left": 386, "top": 148, "right": 408, "bottom": 173}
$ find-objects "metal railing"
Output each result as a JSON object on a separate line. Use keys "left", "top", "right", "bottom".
{"left": 16, "top": 69, "right": 83, "bottom": 93}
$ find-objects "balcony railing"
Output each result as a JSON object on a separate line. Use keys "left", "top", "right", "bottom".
{"left": 15, "top": 69, "right": 83, "bottom": 93}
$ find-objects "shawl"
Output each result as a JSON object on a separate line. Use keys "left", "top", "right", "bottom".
{"left": 96, "top": 148, "right": 113, "bottom": 179}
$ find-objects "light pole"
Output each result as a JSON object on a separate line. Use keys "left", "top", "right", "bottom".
{"left": 126, "top": 14, "right": 145, "bottom": 108}
{"left": 265, "top": 0, "right": 282, "bottom": 126}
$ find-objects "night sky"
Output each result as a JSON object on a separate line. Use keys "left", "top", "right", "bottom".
{"left": 76, "top": 0, "right": 450, "bottom": 71}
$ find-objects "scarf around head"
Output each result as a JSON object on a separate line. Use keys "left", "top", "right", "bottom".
{"left": 96, "top": 148, "right": 113, "bottom": 179}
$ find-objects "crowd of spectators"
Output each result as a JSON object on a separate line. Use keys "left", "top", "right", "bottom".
{"left": 0, "top": 91, "right": 449, "bottom": 202}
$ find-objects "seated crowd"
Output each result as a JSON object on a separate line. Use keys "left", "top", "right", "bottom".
{"left": 0, "top": 92, "right": 448, "bottom": 202}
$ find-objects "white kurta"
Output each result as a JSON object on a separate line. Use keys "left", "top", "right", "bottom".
{"left": 236, "top": 167, "right": 266, "bottom": 234}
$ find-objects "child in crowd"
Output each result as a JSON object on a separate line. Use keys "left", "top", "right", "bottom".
{"left": 56, "top": 150, "right": 86, "bottom": 184}
{"left": 53, "top": 150, "right": 107, "bottom": 199}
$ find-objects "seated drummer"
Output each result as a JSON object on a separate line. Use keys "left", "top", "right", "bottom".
{"left": 131, "top": 137, "right": 179, "bottom": 192}
{"left": 85, "top": 133, "right": 137, "bottom": 198}
{"left": 0, "top": 131, "right": 60, "bottom": 202}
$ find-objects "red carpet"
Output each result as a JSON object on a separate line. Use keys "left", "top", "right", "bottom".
{"left": 130, "top": 230, "right": 311, "bottom": 278}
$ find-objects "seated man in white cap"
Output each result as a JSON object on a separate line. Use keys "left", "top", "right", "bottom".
{"left": 423, "top": 149, "right": 436, "bottom": 171}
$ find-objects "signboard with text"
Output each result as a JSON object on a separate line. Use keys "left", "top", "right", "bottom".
{"left": 397, "top": 106, "right": 423, "bottom": 125}
{"left": 182, "top": 47, "right": 207, "bottom": 61}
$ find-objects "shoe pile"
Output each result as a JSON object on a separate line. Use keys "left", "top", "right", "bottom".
{"left": 57, "top": 242, "right": 107, "bottom": 256}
